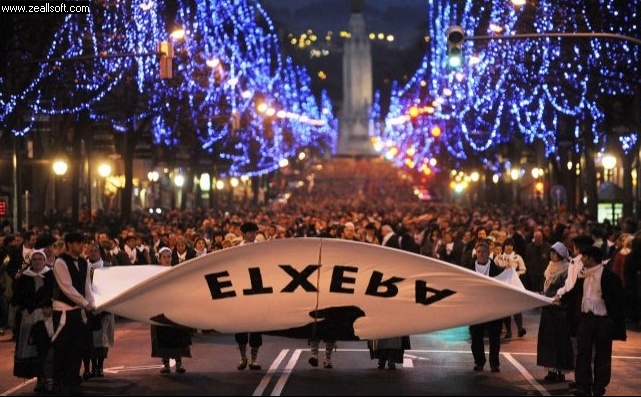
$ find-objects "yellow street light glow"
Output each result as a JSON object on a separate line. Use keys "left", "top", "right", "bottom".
{"left": 470, "top": 171, "right": 480, "bottom": 182}
{"left": 431, "top": 126, "right": 442, "bottom": 138}
{"left": 216, "top": 180, "right": 225, "bottom": 190}
{"left": 489, "top": 24, "right": 503, "bottom": 33}
{"left": 199, "top": 173, "right": 211, "bottom": 192}
{"left": 409, "top": 106, "right": 420, "bottom": 118}
{"left": 53, "top": 159, "right": 68, "bottom": 176}
{"left": 230, "top": 177, "right": 239, "bottom": 188}
{"left": 256, "top": 103, "right": 268, "bottom": 113}
{"left": 97, "top": 163, "right": 112, "bottom": 178}
{"left": 148, "top": 171, "right": 159, "bottom": 182}
{"left": 206, "top": 58, "right": 220, "bottom": 68}
{"left": 170, "top": 27, "right": 185, "bottom": 40}
{"left": 174, "top": 174, "right": 185, "bottom": 188}
{"left": 602, "top": 154, "right": 617, "bottom": 170}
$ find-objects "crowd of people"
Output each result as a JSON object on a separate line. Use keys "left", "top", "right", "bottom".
{"left": 1, "top": 158, "right": 640, "bottom": 396}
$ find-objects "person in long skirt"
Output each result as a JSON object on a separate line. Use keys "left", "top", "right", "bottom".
{"left": 368, "top": 336, "right": 411, "bottom": 369}
{"left": 537, "top": 242, "right": 574, "bottom": 382}
{"left": 10, "top": 249, "right": 55, "bottom": 391}
{"left": 151, "top": 247, "right": 191, "bottom": 374}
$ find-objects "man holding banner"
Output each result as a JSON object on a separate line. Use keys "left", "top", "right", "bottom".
{"left": 470, "top": 240, "right": 506, "bottom": 373}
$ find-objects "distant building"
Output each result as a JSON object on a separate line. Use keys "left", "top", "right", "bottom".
{"left": 336, "top": 0, "right": 377, "bottom": 157}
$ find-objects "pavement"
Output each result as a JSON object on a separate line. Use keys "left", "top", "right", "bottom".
{"left": 1, "top": 309, "right": 640, "bottom": 396}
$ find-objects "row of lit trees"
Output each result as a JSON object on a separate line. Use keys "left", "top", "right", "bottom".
{"left": 377, "top": 0, "right": 640, "bottom": 219}
{"left": 1, "top": 0, "right": 337, "bottom": 223}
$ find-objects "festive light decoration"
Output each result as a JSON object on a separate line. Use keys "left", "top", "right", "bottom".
{"left": 380, "top": 0, "right": 640, "bottom": 173}
{"left": 1, "top": 0, "right": 337, "bottom": 177}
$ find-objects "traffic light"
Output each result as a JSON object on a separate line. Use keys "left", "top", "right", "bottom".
{"left": 446, "top": 25, "right": 465, "bottom": 69}
{"left": 158, "top": 40, "right": 173, "bottom": 79}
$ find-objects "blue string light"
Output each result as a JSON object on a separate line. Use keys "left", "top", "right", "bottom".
{"left": 1, "top": 0, "right": 337, "bottom": 178}
{"left": 379, "top": 0, "right": 640, "bottom": 172}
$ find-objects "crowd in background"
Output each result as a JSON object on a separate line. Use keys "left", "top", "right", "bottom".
{"left": 1, "top": 159, "right": 640, "bottom": 394}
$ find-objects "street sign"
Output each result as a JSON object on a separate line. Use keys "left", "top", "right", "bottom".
{"left": 0, "top": 196, "right": 8, "bottom": 217}
{"left": 550, "top": 185, "right": 566, "bottom": 206}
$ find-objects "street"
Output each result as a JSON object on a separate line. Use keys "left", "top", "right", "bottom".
{"left": 1, "top": 309, "right": 640, "bottom": 396}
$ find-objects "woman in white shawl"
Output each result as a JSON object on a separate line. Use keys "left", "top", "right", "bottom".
{"left": 10, "top": 249, "right": 55, "bottom": 389}
{"left": 536, "top": 241, "right": 574, "bottom": 383}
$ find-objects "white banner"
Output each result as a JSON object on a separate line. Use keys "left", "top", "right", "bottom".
{"left": 93, "top": 238, "right": 551, "bottom": 340}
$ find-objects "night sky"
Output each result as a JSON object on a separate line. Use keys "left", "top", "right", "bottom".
{"left": 259, "top": 0, "right": 427, "bottom": 47}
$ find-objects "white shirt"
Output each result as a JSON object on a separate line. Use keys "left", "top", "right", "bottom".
{"left": 52, "top": 256, "right": 95, "bottom": 311}
{"left": 556, "top": 254, "right": 583, "bottom": 298}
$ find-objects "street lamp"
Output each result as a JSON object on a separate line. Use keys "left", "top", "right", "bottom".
{"left": 52, "top": 158, "right": 68, "bottom": 213}
{"left": 146, "top": 170, "right": 160, "bottom": 209}
{"left": 53, "top": 159, "right": 68, "bottom": 176}
{"left": 97, "top": 162, "right": 112, "bottom": 211}
{"left": 602, "top": 154, "right": 617, "bottom": 174}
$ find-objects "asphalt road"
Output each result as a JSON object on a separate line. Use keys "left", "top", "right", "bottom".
{"left": 1, "top": 309, "right": 640, "bottom": 396}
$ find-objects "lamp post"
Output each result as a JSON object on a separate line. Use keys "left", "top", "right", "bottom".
{"left": 97, "top": 162, "right": 112, "bottom": 211}
{"left": 602, "top": 153, "right": 618, "bottom": 223}
{"left": 510, "top": 167, "right": 521, "bottom": 205}
{"left": 52, "top": 158, "right": 68, "bottom": 214}
{"left": 148, "top": 170, "right": 159, "bottom": 209}
{"left": 602, "top": 154, "right": 617, "bottom": 179}
{"left": 199, "top": 173, "right": 211, "bottom": 209}
{"left": 174, "top": 171, "right": 185, "bottom": 210}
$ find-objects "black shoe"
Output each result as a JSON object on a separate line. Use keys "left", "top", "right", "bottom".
{"left": 504, "top": 333, "right": 512, "bottom": 339}
{"left": 387, "top": 361, "right": 396, "bottom": 370}
{"left": 95, "top": 367, "right": 104, "bottom": 377}
{"left": 557, "top": 372, "right": 565, "bottom": 382}
{"left": 175, "top": 366, "right": 186, "bottom": 374}
{"left": 569, "top": 388, "right": 589, "bottom": 396}
{"left": 309, "top": 356, "right": 319, "bottom": 367}
{"left": 160, "top": 366, "right": 170, "bottom": 374}
{"left": 248, "top": 362, "right": 261, "bottom": 370}
{"left": 237, "top": 359, "right": 247, "bottom": 370}
{"left": 377, "top": 360, "right": 385, "bottom": 369}
{"left": 518, "top": 328, "right": 527, "bottom": 337}
{"left": 490, "top": 366, "right": 500, "bottom": 373}
{"left": 473, "top": 364, "right": 484, "bottom": 371}
{"left": 82, "top": 371, "right": 93, "bottom": 381}
{"left": 544, "top": 371, "right": 559, "bottom": 382}
{"left": 323, "top": 360, "right": 333, "bottom": 369}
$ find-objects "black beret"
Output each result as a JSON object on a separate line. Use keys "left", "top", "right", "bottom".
{"left": 572, "top": 235, "right": 594, "bottom": 248}
{"left": 240, "top": 222, "right": 259, "bottom": 233}
{"left": 581, "top": 245, "right": 604, "bottom": 263}
{"left": 64, "top": 232, "right": 85, "bottom": 244}
{"left": 34, "top": 234, "right": 56, "bottom": 249}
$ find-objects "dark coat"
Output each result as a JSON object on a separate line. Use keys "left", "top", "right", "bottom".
{"left": 563, "top": 266, "right": 626, "bottom": 341}
{"left": 437, "top": 240, "right": 464, "bottom": 265}
{"left": 383, "top": 233, "right": 400, "bottom": 249}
